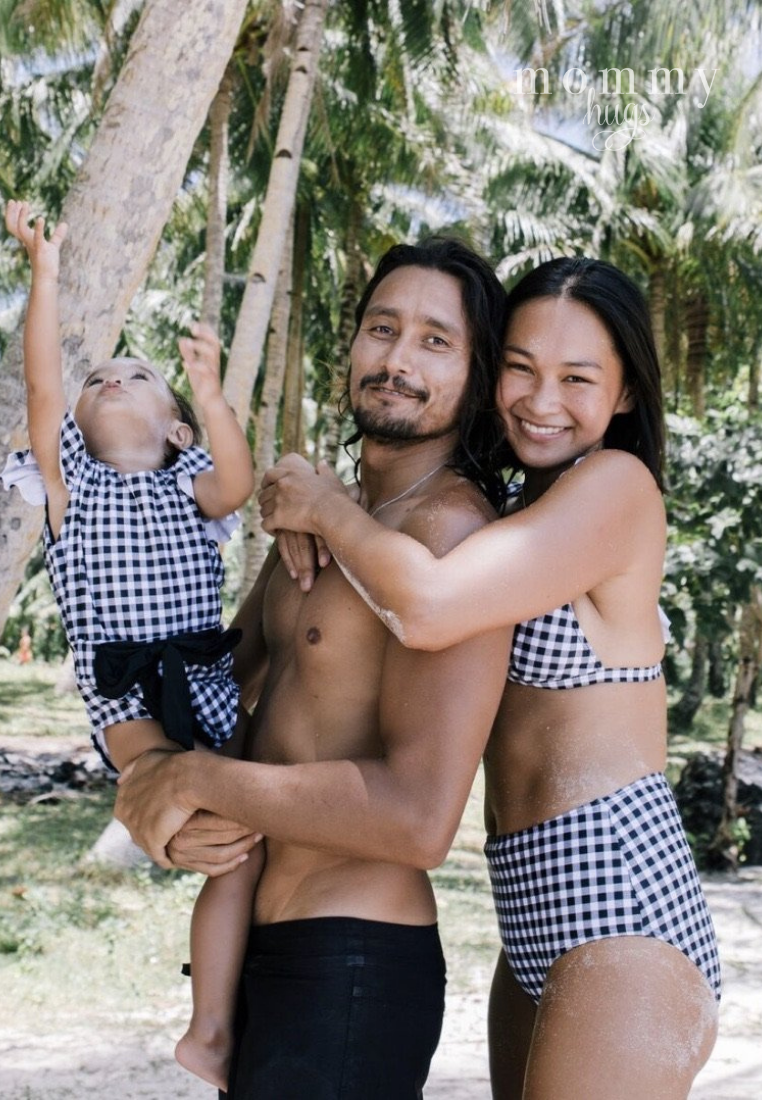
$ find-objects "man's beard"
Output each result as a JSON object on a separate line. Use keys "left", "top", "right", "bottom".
{"left": 351, "top": 372, "right": 460, "bottom": 444}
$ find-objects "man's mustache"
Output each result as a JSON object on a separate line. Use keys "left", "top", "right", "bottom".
{"left": 359, "top": 372, "right": 428, "bottom": 401}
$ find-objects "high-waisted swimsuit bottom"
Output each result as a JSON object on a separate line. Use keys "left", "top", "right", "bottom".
{"left": 484, "top": 772, "right": 721, "bottom": 1005}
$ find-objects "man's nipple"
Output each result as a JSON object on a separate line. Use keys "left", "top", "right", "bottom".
{"left": 306, "top": 626, "right": 322, "bottom": 645}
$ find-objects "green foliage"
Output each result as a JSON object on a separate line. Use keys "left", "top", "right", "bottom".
{"left": 0, "top": 789, "right": 114, "bottom": 952}
{"left": 663, "top": 410, "right": 762, "bottom": 643}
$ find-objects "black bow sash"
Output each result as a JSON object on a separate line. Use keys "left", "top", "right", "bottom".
{"left": 93, "top": 627, "right": 242, "bottom": 750}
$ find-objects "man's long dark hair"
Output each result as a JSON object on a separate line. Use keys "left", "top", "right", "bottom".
{"left": 503, "top": 257, "right": 665, "bottom": 490}
{"left": 341, "top": 237, "right": 508, "bottom": 509}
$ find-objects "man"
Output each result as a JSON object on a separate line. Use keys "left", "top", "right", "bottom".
{"left": 115, "top": 238, "right": 511, "bottom": 1099}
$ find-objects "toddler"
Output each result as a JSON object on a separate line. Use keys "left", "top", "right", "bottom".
{"left": 2, "top": 200, "right": 262, "bottom": 1090}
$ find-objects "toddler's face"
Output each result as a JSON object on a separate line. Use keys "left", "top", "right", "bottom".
{"left": 74, "top": 358, "right": 181, "bottom": 461}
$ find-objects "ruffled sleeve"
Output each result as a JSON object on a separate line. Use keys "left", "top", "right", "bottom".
{"left": 174, "top": 445, "right": 241, "bottom": 543}
{"left": 58, "top": 410, "right": 87, "bottom": 488}
{"left": 1, "top": 449, "right": 46, "bottom": 506}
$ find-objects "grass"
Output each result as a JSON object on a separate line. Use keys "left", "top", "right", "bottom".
{"left": 0, "top": 658, "right": 758, "bottom": 1036}
{"left": 0, "top": 659, "right": 501, "bottom": 1038}
{"left": 0, "top": 660, "right": 90, "bottom": 740}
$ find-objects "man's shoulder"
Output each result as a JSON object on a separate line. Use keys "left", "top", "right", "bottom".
{"left": 401, "top": 475, "right": 496, "bottom": 558}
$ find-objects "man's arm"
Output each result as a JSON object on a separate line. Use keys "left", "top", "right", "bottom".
{"left": 115, "top": 484, "right": 510, "bottom": 870}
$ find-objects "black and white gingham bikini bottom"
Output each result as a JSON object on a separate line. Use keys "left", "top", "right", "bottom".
{"left": 484, "top": 772, "right": 721, "bottom": 1004}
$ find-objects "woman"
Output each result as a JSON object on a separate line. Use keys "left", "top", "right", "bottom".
{"left": 259, "top": 257, "right": 721, "bottom": 1099}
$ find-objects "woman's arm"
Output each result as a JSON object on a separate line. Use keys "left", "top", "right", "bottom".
{"left": 115, "top": 483, "right": 511, "bottom": 870}
{"left": 260, "top": 450, "right": 665, "bottom": 650}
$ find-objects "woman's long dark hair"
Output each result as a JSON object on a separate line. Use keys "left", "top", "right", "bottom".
{"left": 341, "top": 237, "right": 509, "bottom": 509}
{"left": 503, "top": 257, "right": 665, "bottom": 491}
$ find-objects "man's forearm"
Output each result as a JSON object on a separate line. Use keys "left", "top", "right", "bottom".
{"left": 127, "top": 748, "right": 454, "bottom": 871}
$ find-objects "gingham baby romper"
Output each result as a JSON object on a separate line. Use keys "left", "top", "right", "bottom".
{"left": 3, "top": 411, "right": 240, "bottom": 765}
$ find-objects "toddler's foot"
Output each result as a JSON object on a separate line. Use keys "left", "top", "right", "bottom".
{"left": 175, "top": 1029, "right": 231, "bottom": 1092}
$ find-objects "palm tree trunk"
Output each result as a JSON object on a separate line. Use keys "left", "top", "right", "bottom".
{"left": 648, "top": 265, "right": 668, "bottom": 386}
{"left": 321, "top": 197, "right": 364, "bottom": 468}
{"left": 281, "top": 202, "right": 309, "bottom": 456}
{"left": 223, "top": 0, "right": 328, "bottom": 428}
{"left": 749, "top": 344, "right": 760, "bottom": 411}
{"left": 707, "top": 591, "right": 762, "bottom": 870}
{"left": 201, "top": 64, "right": 235, "bottom": 332}
{"left": 242, "top": 215, "right": 295, "bottom": 592}
{"left": 684, "top": 290, "right": 709, "bottom": 418}
{"left": 0, "top": 0, "right": 250, "bottom": 634}
{"left": 669, "top": 633, "right": 708, "bottom": 730}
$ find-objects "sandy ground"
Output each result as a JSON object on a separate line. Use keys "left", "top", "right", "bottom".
{"left": 1, "top": 869, "right": 760, "bottom": 1098}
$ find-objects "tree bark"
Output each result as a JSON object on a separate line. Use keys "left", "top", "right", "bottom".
{"left": 648, "top": 265, "right": 668, "bottom": 387}
{"left": 707, "top": 592, "right": 762, "bottom": 870}
{"left": 242, "top": 214, "right": 295, "bottom": 593}
{"left": 0, "top": 0, "right": 250, "bottom": 633}
{"left": 669, "top": 633, "right": 708, "bottom": 730}
{"left": 684, "top": 290, "right": 708, "bottom": 419}
{"left": 708, "top": 636, "right": 726, "bottom": 698}
{"left": 749, "top": 344, "right": 760, "bottom": 412}
{"left": 222, "top": 0, "right": 328, "bottom": 428}
{"left": 201, "top": 64, "right": 235, "bottom": 332}
{"left": 281, "top": 202, "right": 309, "bottom": 456}
{"left": 321, "top": 197, "right": 365, "bottom": 468}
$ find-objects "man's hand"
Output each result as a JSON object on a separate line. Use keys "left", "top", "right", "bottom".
{"left": 4, "top": 200, "right": 68, "bottom": 281}
{"left": 167, "top": 811, "right": 262, "bottom": 877}
{"left": 178, "top": 322, "right": 223, "bottom": 409}
{"left": 114, "top": 750, "right": 198, "bottom": 868}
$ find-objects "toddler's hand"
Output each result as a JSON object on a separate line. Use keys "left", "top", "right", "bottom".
{"left": 178, "top": 322, "right": 223, "bottom": 407}
{"left": 4, "top": 200, "right": 68, "bottom": 280}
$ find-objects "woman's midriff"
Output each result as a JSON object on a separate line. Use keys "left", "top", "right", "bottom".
{"left": 252, "top": 841, "right": 438, "bottom": 927}
{"left": 483, "top": 677, "right": 667, "bottom": 836}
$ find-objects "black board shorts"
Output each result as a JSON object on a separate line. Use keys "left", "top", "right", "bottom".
{"left": 223, "top": 916, "right": 446, "bottom": 1099}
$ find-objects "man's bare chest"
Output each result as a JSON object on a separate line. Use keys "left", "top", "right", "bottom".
{"left": 263, "top": 560, "right": 390, "bottom": 678}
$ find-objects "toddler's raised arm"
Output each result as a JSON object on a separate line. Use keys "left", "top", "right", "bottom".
{"left": 5, "top": 201, "right": 68, "bottom": 490}
{"left": 179, "top": 323, "right": 254, "bottom": 518}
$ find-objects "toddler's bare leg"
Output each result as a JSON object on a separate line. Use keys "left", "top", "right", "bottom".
{"left": 175, "top": 842, "right": 265, "bottom": 1091}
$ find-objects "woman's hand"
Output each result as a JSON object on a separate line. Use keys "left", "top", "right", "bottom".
{"left": 167, "top": 811, "right": 262, "bottom": 877}
{"left": 259, "top": 454, "right": 348, "bottom": 534}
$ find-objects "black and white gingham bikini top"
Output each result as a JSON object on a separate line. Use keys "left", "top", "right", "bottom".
{"left": 507, "top": 603, "right": 666, "bottom": 690}
{"left": 503, "top": 470, "right": 667, "bottom": 690}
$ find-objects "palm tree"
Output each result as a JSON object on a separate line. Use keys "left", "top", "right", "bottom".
{"left": 222, "top": 0, "right": 329, "bottom": 427}
{"left": 0, "top": 0, "right": 251, "bottom": 632}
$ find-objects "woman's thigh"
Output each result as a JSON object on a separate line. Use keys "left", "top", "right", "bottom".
{"left": 523, "top": 937, "right": 718, "bottom": 1100}
{"left": 488, "top": 950, "right": 537, "bottom": 1100}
